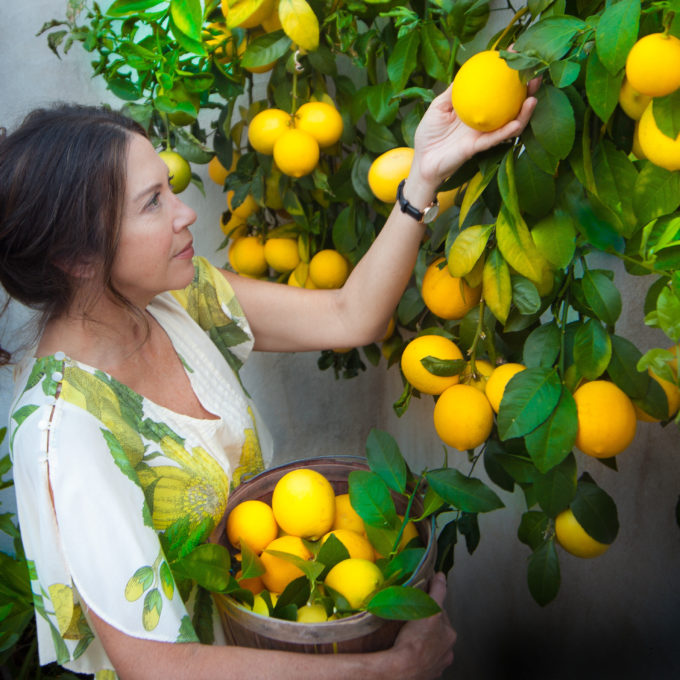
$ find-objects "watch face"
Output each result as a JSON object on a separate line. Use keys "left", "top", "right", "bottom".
{"left": 422, "top": 204, "right": 439, "bottom": 223}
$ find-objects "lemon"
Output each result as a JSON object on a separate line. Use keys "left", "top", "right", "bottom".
{"left": 248, "top": 109, "right": 292, "bottom": 155}
{"left": 573, "top": 381, "right": 637, "bottom": 458}
{"left": 332, "top": 494, "right": 366, "bottom": 535}
{"left": 421, "top": 257, "right": 482, "bottom": 320}
{"left": 485, "top": 362, "right": 526, "bottom": 413}
{"left": 625, "top": 32, "right": 680, "bottom": 98}
{"left": 296, "top": 603, "right": 328, "bottom": 623}
{"left": 271, "top": 468, "right": 336, "bottom": 539}
{"left": 264, "top": 238, "right": 300, "bottom": 273}
{"left": 235, "top": 569, "right": 264, "bottom": 595}
{"left": 324, "top": 558, "right": 384, "bottom": 610}
{"left": 400, "top": 334, "right": 464, "bottom": 395}
{"left": 158, "top": 150, "right": 191, "bottom": 194}
{"left": 273, "top": 129, "right": 320, "bottom": 178}
{"left": 367, "top": 147, "right": 414, "bottom": 203}
{"left": 321, "top": 529, "right": 375, "bottom": 561}
{"left": 229, "top": 236, "right": 268, "bottom": 277}
{"left": 226, "top": 499, "right": 279, "bottom": 554}
{"left": 308, "top": 249, "right": 350, "bottom": 289}
{"left": 221, "top": 0, "right": 275, "bottom": 29}
{"left": 635, "top": 369, "right": 680, "bottom": 422}
{"left": 637, "top": 102, "right": 680, "bottom": 172}
{"left": 295, "top": 101, "right": 344, "bottom": 149}
{"left": 618, "top": 78, "right": 652, "bottom": 121}
{"left": 460, "top": 359, "right": 494, "bottom": 392}
{"left": 374, "top": 515, "right": 420, "bottom": 558}
{"left": 260, "top": 535, "right": 312, "bottom": 593}
{"left": 227, "top": 191, "right": 259, "bottom": 219}
{"left": 555, "top": 508, "right": 610, "bottom": 559}
{"left": 451, "top": 50, "right": 527, "bottom": 132}
{"left": 433, "top": 383, "right": 494, "bottom": 451}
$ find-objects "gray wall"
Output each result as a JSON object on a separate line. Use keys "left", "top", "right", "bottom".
{"left": 1, "top": 2, "right": 679, "bottom": 678}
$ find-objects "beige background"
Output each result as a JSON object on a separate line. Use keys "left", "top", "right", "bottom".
{"left": 1, "top": 2, "right": 679, "bottom": 678}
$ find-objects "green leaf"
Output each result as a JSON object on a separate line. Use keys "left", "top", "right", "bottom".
{"left": 420, "top": 22, "right": 450, "bottom": 82}
{"left": 106, "top": 0, "right": 165, "bottom": 16}
{"left": 608, "top": 334, "right": 649, "bottom": 399}
{"left": 448, "top": 224, "right": 493, "bottom": 278}
{"left": 426, "top": 468, "right": 504, "bottom": 514}
{"left": 498, "top": 367, "right": 562, "bottom": 440}
{"left": 483, "top": 247, "right": 512, "bottom": 324}
{"left": 571, "top": 195, "right": 625, "bottom": 252}
{"left": 366, "top": 82, "right": 399, "bottom": 125}
{"left": 276, "top": 576, "right": 311, "bottom": 611}
{"left": 595, "top": 0, "right": 640, "bottom": 75}
{"left": 317, "top": 533, "right": 350, "bottom": 571}
{"left": 420, "top": 356, "right": 466, "bottom": 377}
{"left": 522, "top": 322, "right": 561, "bottom": 369}
{"left": 169, "top": 0, "right": 206, "bottom": 52}
{"left": 459, "top": 169, "right": 497, "bottom": 228}
{"left": 513, "top": 15, "right": 585, "bottom": 62}
{"left": 387, "top": 32, "right": 420, "bottom": 92}
{"left": 348, "top": 470, "right": 399, "bottom": 528}
{"left": 549, "top": 59, "right": 581, "bottom": 88}
{"left": 435, "top": 519, "right": 457, "bottom": 573}
{"left": 511, "top": 276, "right": 541, "bottom": 315}
{"left": 365, "top": 428, "right": 408, "bottom": 494}
{"left": 534, "top": 453, "right": 577, "bottom": 517}
{"left": 384, "top": 548, "right": 427, "bottom": 584}
{"left": 367, "top": 586, "right": 440, "bottom": 620}
{"left": 447, "top": 0, "right": 490, "bottom": 44}
{"left": 522, "top": 124, "right": 559, "bottom": 175}
{"left": 571, "top": 480, "right": 619, "bottom": 544}
{"left": 241, "top": 31, "right": 291, "bottom": 69}
{"left": 633, "top": 164, "right": 680, "bottom": 226}
{"left": 458, "top": 512, "right": 480, "bottom": 555}
{"left": 651, "top": 89, "right": 680, "bottom": 139}
{"left": 530, "top": 85, "right": 575, "bottom": 160}
{"left": 239, "top": 542, "right": 265, "bottom": 580}
{"left": 585, "top": 48, "right": 623, "bottom": 123}
{"left": 518, "top": 511, "right": 550, "bottom": 550}
{"left": 264, "top": 550, "right": 324, "bottom": 583}
{"left": 574, "top": 319, "right": 612, "bottom": 380}
{"left": 172, "top": 543, "right": 232, "bottom": 593}
{"left": 527, "top": 539, "right": 560, "bottom": 606}
{"left": 582, "top": 269, "right": 622, "bottom": 326}
{"left": 656, "top": 286, "right": 680, "bottom": 341}
{"left": 515, "top": 152, "right": 555, "bottom": 219}
{"left": 495, "top": 206, "right": 547, "bottom": 285}
{"left": 525, "top": 390, "right": 578, "bottom": 473}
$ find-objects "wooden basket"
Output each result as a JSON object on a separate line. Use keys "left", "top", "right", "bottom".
{"left": 211, "top": 456, "right": 436, "bottom": 654}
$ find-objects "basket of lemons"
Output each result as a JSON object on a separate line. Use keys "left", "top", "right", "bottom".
{"left": 211, "top": 437, "right": 439, "bottom": 653}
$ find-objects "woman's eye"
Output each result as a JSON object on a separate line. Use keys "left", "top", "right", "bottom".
{"left": 147, "top": 192, "right": 161, "bottom": 209}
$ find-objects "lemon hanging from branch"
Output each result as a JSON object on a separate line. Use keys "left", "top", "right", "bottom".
{"left": 279, "top": 0, "right": 319, "bottom": 52}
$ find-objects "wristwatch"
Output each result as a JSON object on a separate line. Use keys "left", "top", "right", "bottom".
{"left": 397, "top": 179, "right": 439, "bottom": 224}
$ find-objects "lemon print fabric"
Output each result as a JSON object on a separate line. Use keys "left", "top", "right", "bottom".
{"left": 8, "top": 256, "right": 272, "bottom": 676}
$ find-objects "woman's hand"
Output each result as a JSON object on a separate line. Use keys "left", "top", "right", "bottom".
{"left": 386, "top": 572, "right": 457, "bottom": 679}
{"left": 408, "top": 79, "right": 540, "bottom": 196}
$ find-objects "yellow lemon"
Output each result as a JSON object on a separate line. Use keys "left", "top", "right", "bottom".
{"left": 221, "top": 0, "right": 276, "bottom": 28}
{"left": 248, "top": 109, "right": 292, "bottom": 155}
{"left": 260, "top": 535, "right": 312, "bottom": 593}
{"left": 573, "top": 380, "right": 637, "bottom": 458}
{"left": 637, "top": 102, "right": 680, "bottom": 172}
{"left": 555, "top": 508, "right": 610, "bottom": 559}
{"left": 367, "top": 147, "right": 414, "bottom": 203}
{"left": 227, "top": 191, "right": 259, "bottom": 219}
{"left": 271, "top": 468, "right": 336, "bottom": 539}
{"left": 273, "top": 129, "right": 320, "bottom": 178}
{"left": 264, "top": 238, "right": 300, "bottom": 273}
{"left": 332, "top": 494, "right": 366, "bottom": 535}
{"left": 226, "top": 499, "right": 279, "bottom": 554}
{"left": 308, "top": 249, "right": 350, "bottom": 289}
{"left": 296, "top": 603, "right": 328, "bottom": 623}
{"left": 295, "top": 101, "right": 344, "bottom": 149}
{"left": 433, "top": 383, "right": 494, "bottom": 451}
{"left": 400, "top": 334, "right": 464, "bottom": 395}
{"left": 618, "top": 78, "right": 652, "bottom": 121}
{"left": 451, "top": 50, "right": 527, "bottom": 132}
{"left": 158, "top": 150, "right": 191, "bottom": 194}
{"left": 235, "top": 570, "right": 265, "bottom": 595}
{"left": 625, "top": 32, "right": 680, "bottom": 98}
{"left": 485, "top": 363, "right": 526, "bottom": 413}
{"left": 460, "top": 359, "right": 494, "bottom": 392}
{"left": 324, "top": 558, "right": 384, "bottom": 610}
{"left": 229, "top": 236, "right": 268, "bottom": 277}
{"left": 321, "top": 529, "right": 375, "bottom": 561}
{"left": 421, "top": 257, "right": 482, "bottom": 320}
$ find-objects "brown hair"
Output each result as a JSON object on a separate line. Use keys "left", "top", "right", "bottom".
{"left": 0, "top": 104, "right": 148, "bottom": 364}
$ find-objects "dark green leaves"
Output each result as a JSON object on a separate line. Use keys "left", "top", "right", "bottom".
{"left": 586, "top": 49, "right": 623, "bottom": 123}
{"left": 426, "top": 468, "right": 504, "bottom": 513}
{"left": 582, "top": 269, "right": 622, "bottom": 326}
{"left": 571, "top": 478, "right": 619, "bottom": 544}
{"left": 367, "top": 586, "right": 440, "bottom": 620}
{"left": 348, "top": 470, "right": 398, "bottom": 528}
{"left": 527, "top": 539, "right": 560, "bottom": 606}
{"left": 530, "top": 85, "right": 575, "bottom": 160}
{"left": 365, "top": 429, "right": 408, "bottom": 494}
{"left": 595, "top": 0, "right": 640, "bottom": 75}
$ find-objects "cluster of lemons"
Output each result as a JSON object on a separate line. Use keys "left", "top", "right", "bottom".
{"left": 225, "top": 468, "right": 419, "bottom": 621}
{"left": 618, "top": 32, "right": 680, "bottom": 171}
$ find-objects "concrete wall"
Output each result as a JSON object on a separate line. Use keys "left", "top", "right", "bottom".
{"left": 1, "top": 2, "right": 679, "bottom": 678}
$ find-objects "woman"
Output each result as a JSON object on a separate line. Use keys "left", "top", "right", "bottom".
{"left": 1, "top": 85, "right": 536, "bottom": 679}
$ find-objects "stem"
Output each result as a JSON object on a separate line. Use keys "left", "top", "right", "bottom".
{"left": 582, "top": 108, "right": 597, "bottom": 195}
{"left": 491, "top": 6, "right": 529, "bottom": 50}
{"left": 468, "top": 299, "right": 487, "bottom": 368}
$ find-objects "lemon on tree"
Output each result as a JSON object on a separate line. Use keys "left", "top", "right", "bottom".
{"left": 158, "top": 150, "right": 191, "bottom": 194}
{"left": 618, "top": 78, "right": 651, "bottom": 121}
{"left": 264, "top": 237, "right": 300, "bottom": 273}
{"left": 421, "top": 257, "right": 482, "bottom": 320}
{"left": 308, "top": 249, "right": 350, "bottom": 289}
{"left": 433, "top": 383, "right": 494, "bottom": 451}
{"left": 229, "top": 236, "right": 268, "bottom": 277}
{"left": 227, "top": 191, "right": 259, "bottom": 220}
{"left": 248, "top": 108, "right": 292, "bottom": 155}
{"left": 635, "top": 369, "right": 680, "bottom": 422}
{"left": 321, "top": 529, "right": 375, "bottom": 561}
{"left": 226, "top": 499, "right": 278, "bottom": 553}
{"left": 451, "top": 50, "right": 527, "bottom": 132}
{"left": 485, "top": 362, "right": 526, "bottom": 413}
{"left": 367, "top": 147, "right": 414, "bottom": 202}
{"left": 624, "top": 32, "right": 680, "bottom": 98}
{"left": 554, "top": 508, "right": 611, "bottom": 559}
{"left": 271, "top": 468, "right": 336, "bottom": 539}
{"left": 273, "top": 128, "right": 320, "bottom": 178}
{"left": 208, "top": 152, "right": 238, "bottom": 186}
{"left": 295, "top": 101, "right": 344, "bottom": 149}
{"left": 324, "top": 558, "right": 384, "bottom": 610}
{"left": 573, "top": 380, "right": 637, "bottom": 458}
{"left": 460, "top": 359, "right": 494, "bottom": 392}
{"left": 400, "top": 334, "right": 464, "bottom": 395}
{"left": 221, "top": 0, "right": 275, "bottom": 29}
{"left": 637, "top": 102, "right": 680, "bottom": 172}
{"left": 260, "top": 535, "right": 312, "bottom": 593}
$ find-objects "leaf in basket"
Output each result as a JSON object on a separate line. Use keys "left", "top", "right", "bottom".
{"left": 316, "top": 533, "right": 350, "bottom": 573}
{"left": 238, "top": 542, "right": 265, "bottom": 580}
{"left": 171, "top": 543, "right": 232, "bottom": 593}
{"left": 366, "top": 586, "right": 441, "bottom": 620}
{"left": 275, "top": 576, "right": 310, "bottom": 611}
{"left": 364, "top": 524, "right": 400, "bottom": 559}
{"left": 383, "top": 547, "right": 426, "bottom": 584}
{"left": 365, "top": 428, "right": 408, "bottom": 493}
{"left": 323, "top": 584, "right": 354, "bottom": 613}
{"left": 348, "top": 470, "right": 399, "bottom": 528}
{"left": 263, "top": 550, "right": 325, "bottom": 583}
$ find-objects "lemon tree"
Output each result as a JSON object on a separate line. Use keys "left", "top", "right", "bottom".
{"left": 33, "top": 0, "right": 680, "bottom": 615}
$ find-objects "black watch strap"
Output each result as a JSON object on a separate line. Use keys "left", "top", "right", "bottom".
{"left": 397, "top": 179, "right": 439, "bottom": 223}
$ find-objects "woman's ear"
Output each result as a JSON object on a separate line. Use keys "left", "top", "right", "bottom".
{"left": 53, "top": 256, "right": 98, "bottom": 279}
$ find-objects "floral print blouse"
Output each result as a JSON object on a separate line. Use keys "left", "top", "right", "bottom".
{"left": 9, "top": 257, "right": 272, "bottom": 677}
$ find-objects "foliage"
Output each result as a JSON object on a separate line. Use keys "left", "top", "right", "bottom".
{"left": 37, "top": 0, "right": 680, "bottom": 612}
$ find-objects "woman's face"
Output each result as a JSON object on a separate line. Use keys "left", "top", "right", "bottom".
{"left": 110, "top": 134, "right": 197, "bottom": 306}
